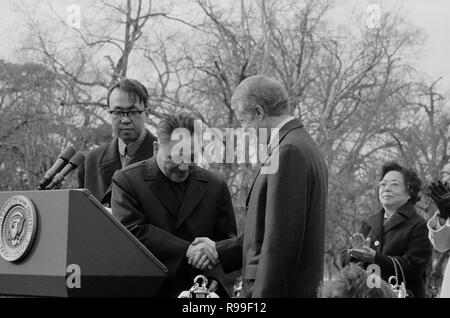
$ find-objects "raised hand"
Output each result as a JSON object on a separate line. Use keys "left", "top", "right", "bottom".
{"left": 428, "top": 180, "right": 450, "bottom": 219}
{"left": 348, "top": 233, "right": 374, "bottom": 263}
{"left": 350, "top": 233, "right": 371, "bottom": 250}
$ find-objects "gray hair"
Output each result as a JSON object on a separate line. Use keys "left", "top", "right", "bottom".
{"left": 231, "top": 75, "right": 290, "bottom": 116}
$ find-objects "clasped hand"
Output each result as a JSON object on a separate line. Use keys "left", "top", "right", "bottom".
{"left": 185, "top": 237, "right": 218, "bottom": 270}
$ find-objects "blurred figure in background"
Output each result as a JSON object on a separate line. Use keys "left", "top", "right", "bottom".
{"left": 427, "top": 180, "right": 450, "bottom": 298}
{"left": 341, "top": 161, "right": 433, "bottom": 298}
{"left": 319, "top": 263, "right": 396, "bottom": 298}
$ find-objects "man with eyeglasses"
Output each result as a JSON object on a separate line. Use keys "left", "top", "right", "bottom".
{"left": 111, "top": 114, "right": 239, "bottom": 297}
{"left": 77, "top": 78, "right": 157, "bottom": 206}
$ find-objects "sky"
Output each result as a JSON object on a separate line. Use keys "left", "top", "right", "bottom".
{"left": 332, "top": 0, "right": 450, "bottom": 90}
{"left": 0, "top": 0, "right": 449, "bottom": 90}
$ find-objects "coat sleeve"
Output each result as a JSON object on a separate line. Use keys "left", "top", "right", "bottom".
{"left": 428, "top": 211, "right": 450, "bottom": 253}
{"left": 374, "top": 220, "right": 433, "bottom": 282}
{"left": 251, "top": 144, "right": 312, "bottom": 297}
{"left": 214, "top": 180, "right": 242, "bottom": 273}
{"left": 111, "top": 169, "right": 190, "bottom": 279}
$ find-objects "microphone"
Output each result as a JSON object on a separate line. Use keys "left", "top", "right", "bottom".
{"left": 38, "top": 145, "right": 76, "bottom": 190}
{"left": 46, "top": 152, "right": 86, "bottom": 190}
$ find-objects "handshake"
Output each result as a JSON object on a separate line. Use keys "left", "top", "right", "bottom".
{"left": 185, "top": 237, "right": 219, "bottom": 270}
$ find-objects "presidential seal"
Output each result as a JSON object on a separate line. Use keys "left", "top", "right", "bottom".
{"left": 0, "top": 195, "right": 37, "bottom": 262}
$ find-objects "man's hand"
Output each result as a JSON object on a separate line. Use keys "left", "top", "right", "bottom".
{"left": 186, "top": 237, "right": 218, "bottom": 270}
{"left": 348, "top": 246, "right": 376, "bottom": 263}
{"left": 191, "top": 237, "right": 218, "bottom": 270}
{"left": 192, "top": 237, "right": 216, "bottom": 248}
{"left": 428, "top": 180, "right": 450, "bottom": 219}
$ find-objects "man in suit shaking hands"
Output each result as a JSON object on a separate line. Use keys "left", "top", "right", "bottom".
{"left": 197, "top": 75, "right": 328, "bottom": 298}
{"left": 237, "top": 75, "right": 328, "bottom": 297}
{"left": 111, "top": 114, "right": 239, "bottom": 297}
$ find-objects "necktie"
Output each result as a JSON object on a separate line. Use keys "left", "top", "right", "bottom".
{"left": 123, "top": 146, "right": 132, "bottom": 167}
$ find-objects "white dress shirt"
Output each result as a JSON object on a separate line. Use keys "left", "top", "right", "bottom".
{"left": 268, "top": 116, "right": 295, "bottom": 152}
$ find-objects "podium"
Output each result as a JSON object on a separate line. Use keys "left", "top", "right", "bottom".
{"left": 0, "top": 189, "right": 167, "bottom": 297}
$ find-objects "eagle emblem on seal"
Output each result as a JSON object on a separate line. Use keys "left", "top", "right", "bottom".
{"left": 7, "top": 211, "right": 26, "bottom": 247}
{"left": 0, "top": 195, "right": 37, "bottom": 262}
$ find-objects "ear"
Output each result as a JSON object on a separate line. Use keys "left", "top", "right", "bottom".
{"left": 255, "top": 105, "right": 265, "bottom": 120}
{"left": 405, "top": 184, "right": 411, "bottom": 200}
{"left": 153, "top": 141, "right": 159, "bottom": 155}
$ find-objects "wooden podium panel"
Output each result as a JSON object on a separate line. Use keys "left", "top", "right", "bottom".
{"left": 0, "top": 190, "right": 167, "bottom": 297}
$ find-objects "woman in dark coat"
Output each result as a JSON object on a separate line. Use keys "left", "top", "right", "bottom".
{"left": 341, "top": 161, "right": 433, "bottom": 298}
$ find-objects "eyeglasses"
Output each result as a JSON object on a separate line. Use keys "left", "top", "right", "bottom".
{"left": 108, "top": 110, "right": 145, "bottom": 119}
{"left": 377, "top": 181, "right": 403, "bottom": 190}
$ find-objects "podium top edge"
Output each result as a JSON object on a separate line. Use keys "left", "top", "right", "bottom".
{"left": 0, "top": 189, "right": 90, "bottom": 194}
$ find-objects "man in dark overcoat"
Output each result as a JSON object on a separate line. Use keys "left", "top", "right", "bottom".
{"left": 78, "top": 78, "right": 156, "bottom": 206}
{"left": 111, "top": 114, "right": 239, "bottom": 297}
{"left": 218, "top": 75, "right": 328, "bottom": 297}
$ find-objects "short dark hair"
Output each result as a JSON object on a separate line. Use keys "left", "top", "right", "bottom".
{"left": 231, "top": 75, "right": 290, "bottom": 116}
{"left": 107, "top": 78, "right": 149, "bottom": 109}
{"left": 380, "top": 161, "right": 422, "bottom": 204}
{"left": 157, "top": 113, "right": 196, "bottom": 143}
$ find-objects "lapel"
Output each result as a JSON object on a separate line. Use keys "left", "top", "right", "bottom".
{"left": 245, "top": 118, "right": 304, "bottom": 209}
{"left": 128, "top": 130, "right": 156, "bottom": 165}
{"left": 99, "top": 137, "right": 122, "bottom": 191}
{"left": 145, "top": 157, "right": 181, "bottom": 219}
{"left": 383, "top": 202, "right": 416, "bottom": 235}
{"left": 245, "top": 163, "right": 262, "bottom": 210}
{"left": 99, "top": 130, "right": 156, "bottom": 204}
{"left": 365, "top": 210, "right": 384, "bottom": 243}
{"left": 175, "top": 167, "right": 209, "bottom": 229}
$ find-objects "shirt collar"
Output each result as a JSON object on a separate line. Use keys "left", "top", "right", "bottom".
{"left": 269, "top": 116, "right": 295, "bottom": 149}
{"left": 118, "top": 131, "right": 146, "bottom": 157}
{"left": 118, "top": 138, "right": 126, "bottom": 156}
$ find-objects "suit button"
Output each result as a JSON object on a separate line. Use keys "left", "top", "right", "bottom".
{"left": 374, "top": 240, "right": 380, "bottom": 247}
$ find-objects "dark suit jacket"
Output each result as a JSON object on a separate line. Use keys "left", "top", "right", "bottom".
{"left": 242, "top": 118, "right": 328, "bottom": 298}
{"left": 77, "top": 130, "right": 156, "bottom": 206}
{"left": 341, "top": 202, "right": 433, "bottom": 298}
{"left": 111, "top": 157, "right": 238, "bottom": 297}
